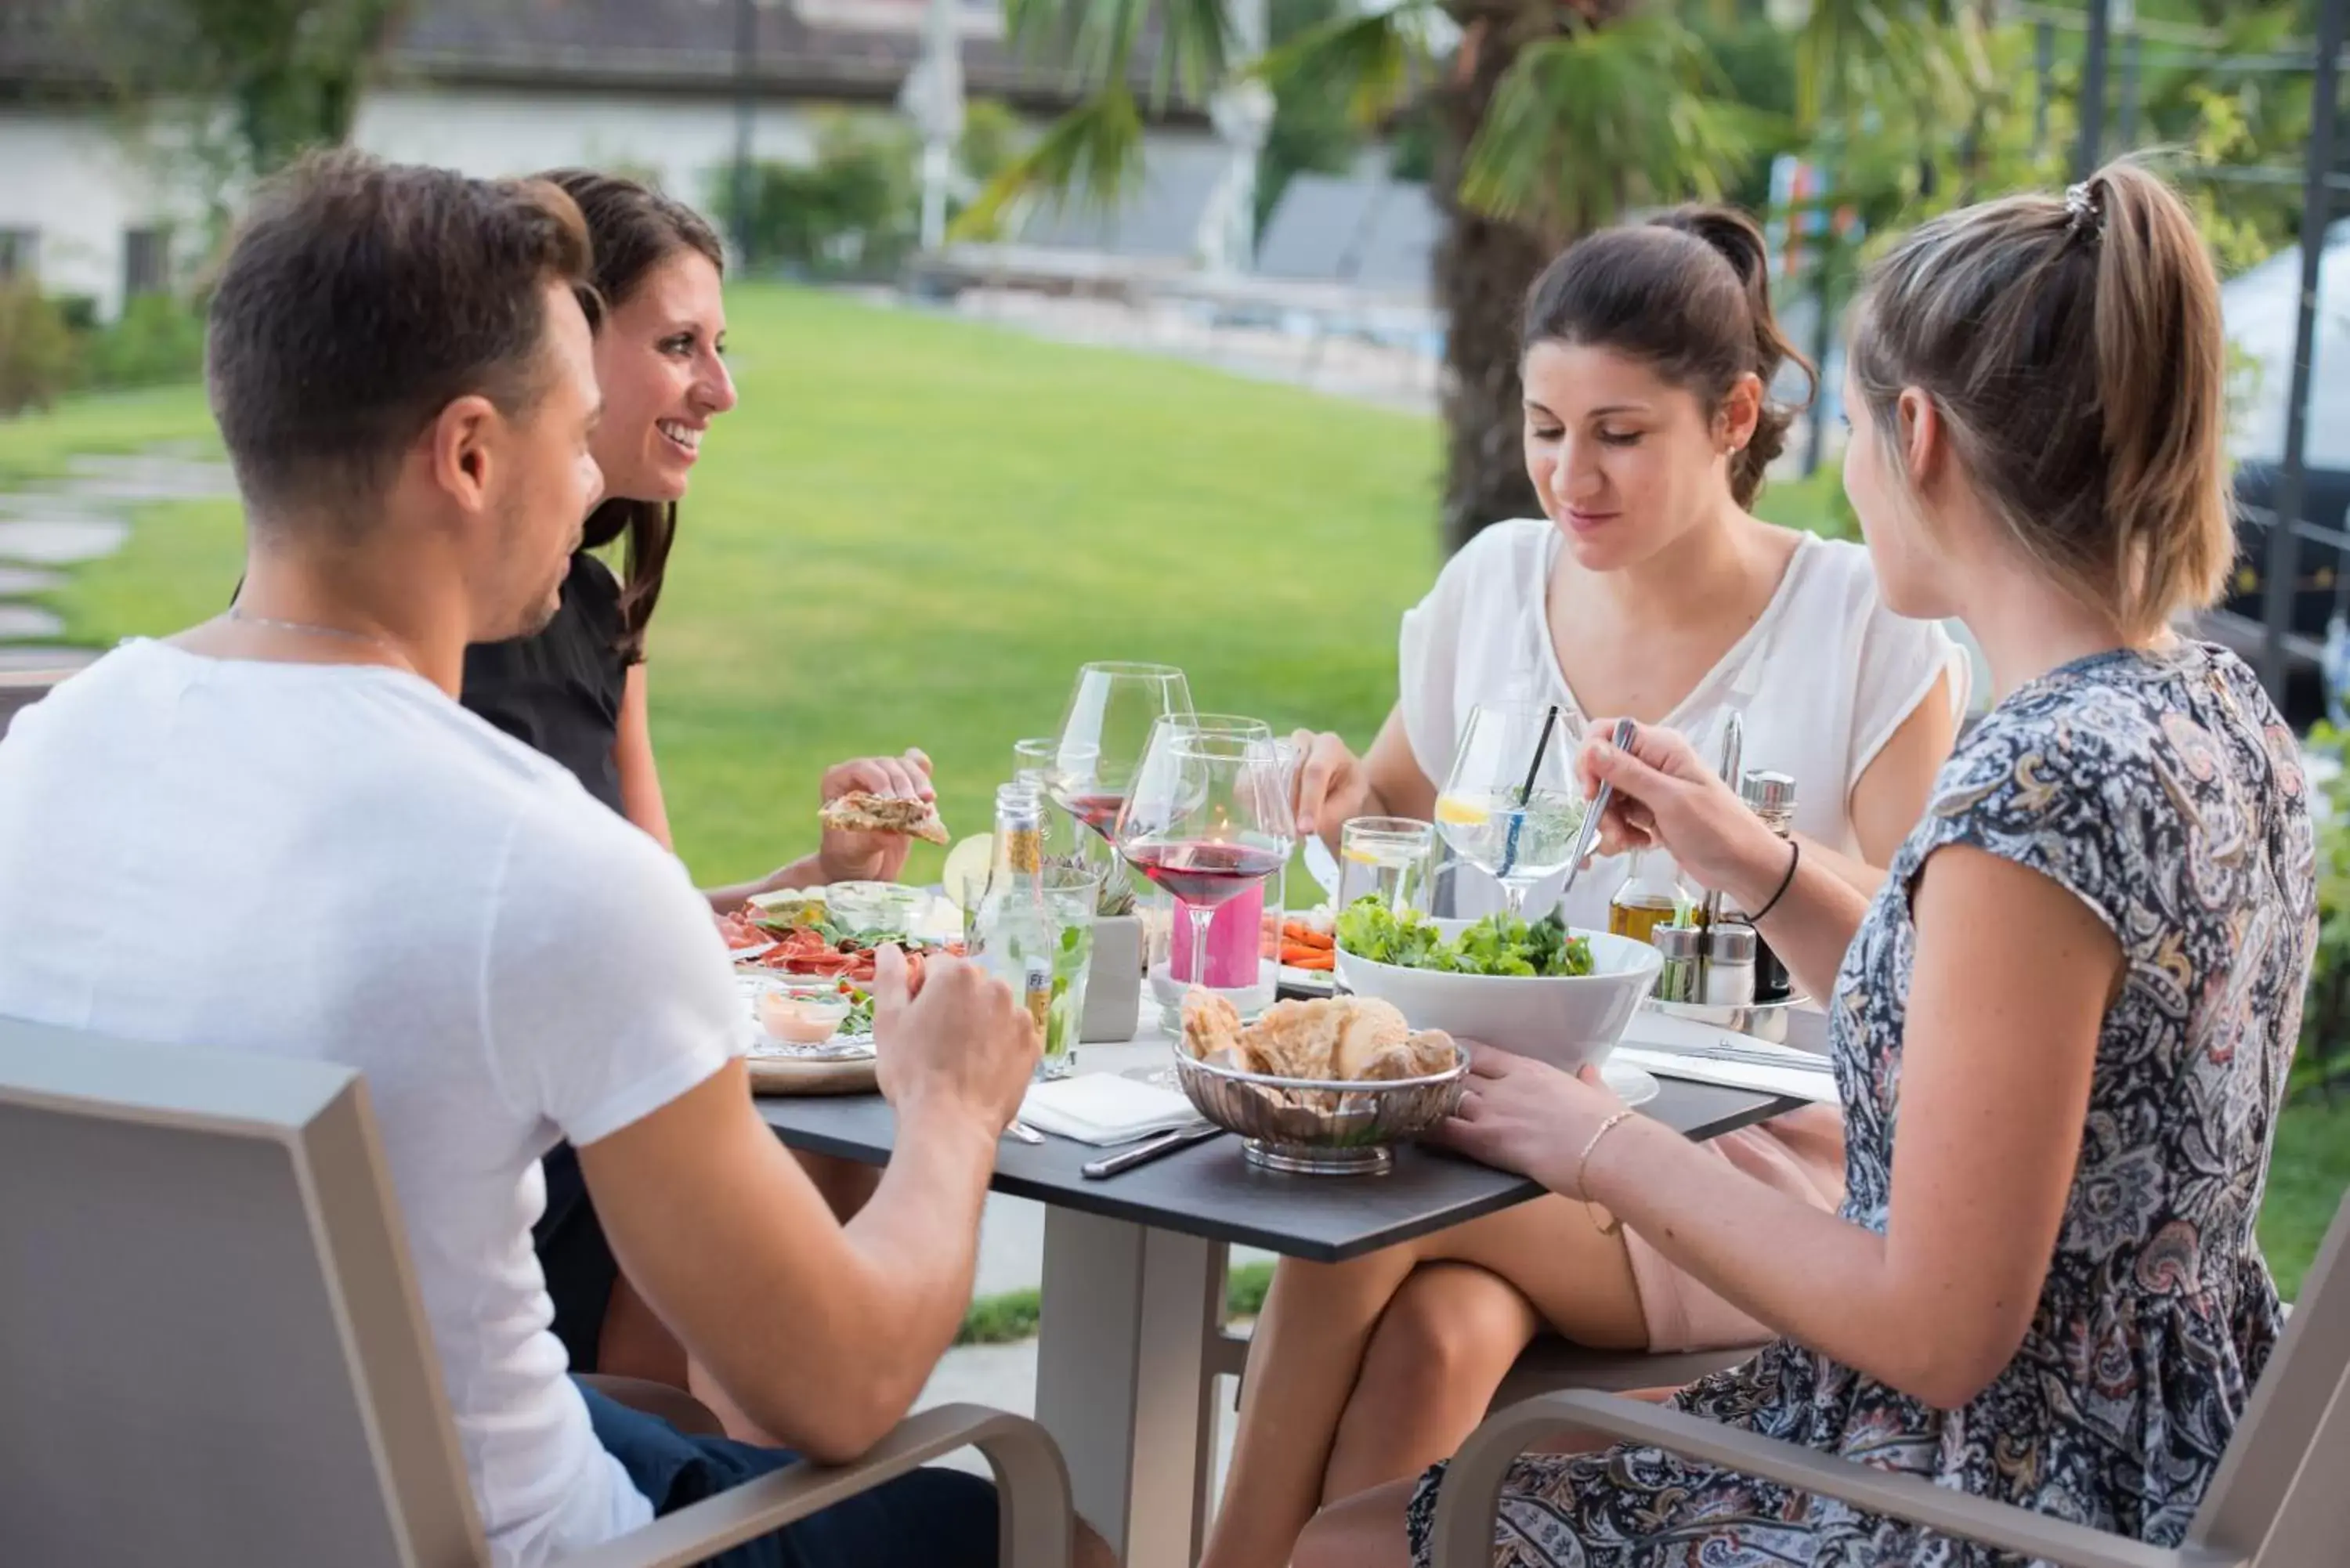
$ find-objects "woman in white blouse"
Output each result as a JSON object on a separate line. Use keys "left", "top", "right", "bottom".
{"left": 1203, "top": 208, "right": 1967, "bottom": 1568}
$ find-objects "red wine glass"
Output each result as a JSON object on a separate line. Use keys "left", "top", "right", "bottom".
{"left": 1115, "top": 727, "right": 1296, "bottom": 999}
{"left": 1050, "top": 662, "right": 1194, "bottom": 842}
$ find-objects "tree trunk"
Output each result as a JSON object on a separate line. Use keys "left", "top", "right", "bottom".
{"left": 1430, "top": 28, "right": 1546, "bottom": 556}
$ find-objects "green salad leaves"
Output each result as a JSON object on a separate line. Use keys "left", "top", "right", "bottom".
{"left": 1334, "top": 897, "right": 1594, "bottom": 978}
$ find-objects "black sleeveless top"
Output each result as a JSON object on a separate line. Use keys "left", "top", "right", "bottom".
{"left": 461, "top": 552, "right": 634, "bottom": 815}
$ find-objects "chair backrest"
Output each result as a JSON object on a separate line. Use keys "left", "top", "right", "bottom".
{"left": 2190, "top": 1192, "right": 2350, "bottom": 1564}
{"left": 0, "top": 1016, "right": 483, "bottom": 1568}
{"left": 0, "top": 667, "right": 72, "bottom": 738}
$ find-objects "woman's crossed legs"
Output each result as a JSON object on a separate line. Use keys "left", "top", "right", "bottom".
{"left": 1201, "top": 1192, "right": 1648, "bottom": 1568}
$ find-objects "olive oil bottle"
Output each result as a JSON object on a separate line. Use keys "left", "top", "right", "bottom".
{"left": 1608, "top": 850, "right": 1697, "bottom": 943}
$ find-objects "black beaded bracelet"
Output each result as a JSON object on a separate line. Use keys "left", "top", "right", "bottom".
{"left": 1750, "top": 839, "right": 1801, "bottom": 923}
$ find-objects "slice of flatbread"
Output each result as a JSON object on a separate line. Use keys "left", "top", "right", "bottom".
{"left": 819, "top": 790, "right": 950, "bottom": 847}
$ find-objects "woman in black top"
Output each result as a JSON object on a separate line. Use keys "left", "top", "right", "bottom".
{"left": 464, "top": 172, "right": 916, "bottom": 1418}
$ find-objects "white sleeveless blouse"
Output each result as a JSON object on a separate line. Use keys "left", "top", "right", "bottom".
{"left": 1397, "top": 518, "right": 1969, "bottom": 927}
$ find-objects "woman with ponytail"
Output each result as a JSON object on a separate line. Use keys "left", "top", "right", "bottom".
{"left": 1298, "top": 162, "right": 2309, "bottom": 1568}
{"left": 1209, "top": 208, "right": 1969, "bottom": 1568}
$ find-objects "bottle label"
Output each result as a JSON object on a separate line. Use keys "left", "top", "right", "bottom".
{"left": 1022, "top": 963, "right": 1053, "bottom": 1031}
{"left": 1004, "top": 825, "right": 1043, "bottom": 875}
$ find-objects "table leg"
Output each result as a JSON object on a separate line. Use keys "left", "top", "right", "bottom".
{"left": 1036, "top": 1207, "right": 1224, "bottom": 1568}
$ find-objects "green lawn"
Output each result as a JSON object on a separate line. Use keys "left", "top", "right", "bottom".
{"left": 7, "top": 283, "right": 2344, "bottom": 1300}
{"left": 0, "top": 385, "right": 224, "bottom": 486}
{"left": 27, "top": 287, "right": 1441, "bottom": 885}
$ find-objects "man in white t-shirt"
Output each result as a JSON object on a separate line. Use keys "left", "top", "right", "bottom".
{"left": 0, "top": 152, "right": 1070, "bottom": 1568}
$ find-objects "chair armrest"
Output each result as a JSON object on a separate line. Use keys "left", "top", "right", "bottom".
{"left": 562, "top": 1403, "right": 1074, "bottom": 1568}
{"left": 1430, "top": 1391, "right": 2229, "bottom": 1568}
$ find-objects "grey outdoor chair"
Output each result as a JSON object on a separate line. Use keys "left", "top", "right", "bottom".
{"left": 0, "top": 1015, "right": 1077, "bottom": 1567}
{"left": 1431, "top": 1192, "right": 2350, "bottom": 1568}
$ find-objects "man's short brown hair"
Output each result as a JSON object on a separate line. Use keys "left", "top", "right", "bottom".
{"left": 205, "top": 149, "right": 595, "bottom": 523}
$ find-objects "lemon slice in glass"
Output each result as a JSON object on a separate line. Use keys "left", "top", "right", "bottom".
{"left": 941, "top": 834, "right": 995, "bottom": 909}
{"left": 1434, "top": 793, "right": 1491, "bottom": 827}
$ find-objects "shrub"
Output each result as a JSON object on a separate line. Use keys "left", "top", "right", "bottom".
{"left": 83, "top": 294, "right": 206, "bottom": 390}
{"left": 711, "top": 115, "right": 920, "bottom": 281}
{"left": 0, "top": 282, "right": 76, "bottom": 415}
{"left": 710, "top": 103, "right": 1029, "bottom": 277}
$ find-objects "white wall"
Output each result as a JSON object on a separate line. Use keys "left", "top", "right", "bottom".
{"left": 0, "top": 85, "right": 1220, "bottom": 316}
{"left": 350, "top": 85, "right": 826, "bottom": 215}
{"left": 0, "top": 107, "right": 185, "bottom": 319}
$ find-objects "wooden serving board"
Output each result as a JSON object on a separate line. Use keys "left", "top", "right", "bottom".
{"left": 747, "top": 1053, "right": 880, "bottom": 1097}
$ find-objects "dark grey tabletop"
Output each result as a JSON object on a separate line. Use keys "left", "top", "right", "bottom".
{"left": 758, "top": 1071, "right": 1800, "bottom": 1264}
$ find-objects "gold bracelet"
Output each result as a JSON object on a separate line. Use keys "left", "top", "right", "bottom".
{"left": 1574, "top": 1108, "right": 1637, "bottom": 1237}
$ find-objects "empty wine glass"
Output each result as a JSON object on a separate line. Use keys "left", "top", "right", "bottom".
{"left": 1115, "top": 728, "right": 1296, "bottom": 999}
{"left": 1435, "top": 702, "right": 1582, "bottom": 919}
{"left": 1050, "top": 663, "right": 1194, "bottom": 843}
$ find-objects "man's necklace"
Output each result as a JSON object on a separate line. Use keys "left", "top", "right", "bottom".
{"left": 226, "top": 605, "right": 417, "bottom": 675}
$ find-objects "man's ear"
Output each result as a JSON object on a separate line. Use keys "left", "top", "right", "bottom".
{"left": 421, "top": 394, "right": 503, "bottom": 515}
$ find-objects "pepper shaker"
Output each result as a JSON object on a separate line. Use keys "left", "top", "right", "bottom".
{"left": 1738, "top": 770, "right": 1798, "bottom": 1003}
{"left": 1650, "top": 924, "right": 1705, "bottom": 1003}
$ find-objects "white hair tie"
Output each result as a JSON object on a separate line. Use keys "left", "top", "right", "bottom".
{"left": 2064, "top": 181, "right": 2103, "bottom": 239}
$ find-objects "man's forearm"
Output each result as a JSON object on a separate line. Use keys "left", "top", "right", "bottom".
{"left": 794, "top": 1102, "right": 998, "bottom": 1447}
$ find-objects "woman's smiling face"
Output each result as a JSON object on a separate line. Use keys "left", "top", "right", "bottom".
{"left": 590, "top": 249, "right": 736, "bottom": 504}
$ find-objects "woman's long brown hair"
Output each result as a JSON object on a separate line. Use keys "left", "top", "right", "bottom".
{"left": 541, "top": 169, "right": 725, "bottom": 662}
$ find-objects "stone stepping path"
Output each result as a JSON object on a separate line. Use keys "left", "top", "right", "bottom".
{"left": 0, "top": 518, "right": 128, "bottom": 566}
{"left": 0, "top": 565, "right": 61, "bottom": 596}
{"left": 0, "top": 645, "right": 90, "bottom": 673}
{"left": 0, "top": 444, "right": 234, "bottom": 666}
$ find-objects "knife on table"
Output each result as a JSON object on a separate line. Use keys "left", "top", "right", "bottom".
{"left": 1081, "top": 1122, "right": 1225, "bottom": 1180}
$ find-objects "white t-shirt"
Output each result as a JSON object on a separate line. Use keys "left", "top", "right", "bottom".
{"left": 0, "top": 641, "right": 743, "bottom": 1568}
{"left": 1399, "top": 519, "right": 1969, "bottom": 925}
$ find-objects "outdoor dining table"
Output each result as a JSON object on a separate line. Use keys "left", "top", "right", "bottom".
{"left": 757, "top": 1013, "right": 1802, "bottom": 1568}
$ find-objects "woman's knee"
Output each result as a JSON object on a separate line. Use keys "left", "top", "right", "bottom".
{"left": 1359, "top": 1265, "right": 1538, "bottom": 1406}
{"left": 1295, "top": 1479, "right": 1419, "bottom": 1568}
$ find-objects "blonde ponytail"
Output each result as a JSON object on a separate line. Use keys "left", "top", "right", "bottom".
{"left": 1848, "top": 160, "right": 2231, "bottom": 641}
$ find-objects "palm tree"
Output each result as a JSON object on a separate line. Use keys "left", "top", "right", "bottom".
{"left": 967, "top": 0, "right": 1770, "bottom": 551}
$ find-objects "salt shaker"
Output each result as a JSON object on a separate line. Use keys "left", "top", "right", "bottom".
{"left": 1701, "top": 923, "right": 1758, "bottom": 1007}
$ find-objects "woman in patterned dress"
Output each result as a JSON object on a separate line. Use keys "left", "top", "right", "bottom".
{"left": 1295, "top": 161, "right": 2316, "bottom": 1568}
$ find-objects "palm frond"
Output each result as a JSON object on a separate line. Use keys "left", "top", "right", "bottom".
{"left": 1253, "top": 5, "right": 1426, "bottom": 130}
{"left": 1152, "top": 0, "right": 1236, "bottom": 105}
{"left": 1459, "top": 11, "right": 1770, "bottom": 241}
{"left": 949, "top": 85, "right": 1147, "bottom": 242}
{"left": 1794, "top": 1, "right": 1971, "bottom": 135}
{"left": 1002, "top": 0, "right": 1229, "bottom": 110}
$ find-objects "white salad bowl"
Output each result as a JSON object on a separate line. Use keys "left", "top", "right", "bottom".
{"left": 1334, "top": 921, "right": 1662, "bottom": 1073}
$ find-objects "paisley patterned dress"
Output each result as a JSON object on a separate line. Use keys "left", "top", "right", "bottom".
{"left": 1406, "top": 641, "right": 2315, "bottom": 1566}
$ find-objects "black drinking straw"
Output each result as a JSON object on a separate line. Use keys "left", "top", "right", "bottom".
{"left": 1519, "top": 705, "right": 1561, "bottom": 804}
{"left": 1498, "top": 704, "right": 1560, "bottom": 880}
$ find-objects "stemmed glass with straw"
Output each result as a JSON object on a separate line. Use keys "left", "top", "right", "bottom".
{"left": 1434, "top": 702, "right": 1589, "bottom": 919}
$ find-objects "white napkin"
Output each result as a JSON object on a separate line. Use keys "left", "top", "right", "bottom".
{"left": 1611, "top": 1047, "right": 1838, "bottom": 1106}
{"left": 1019, "top": 1074, "right": 1206, "bottom": 1146}
{"left": 1613, "top": 1009, "right": 1839, "bottom": 1106}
